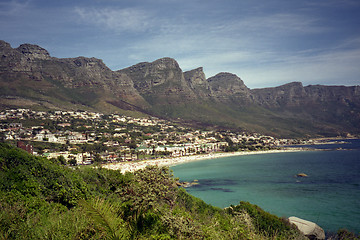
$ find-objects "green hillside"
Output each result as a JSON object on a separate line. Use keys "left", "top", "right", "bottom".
{"left": 147, "top": 101, "right": 330, "bottom": 138}
{"left": 0, "top": 143, "right": 307, "bottom": 239}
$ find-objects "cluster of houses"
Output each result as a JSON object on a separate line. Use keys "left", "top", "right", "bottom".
{"left": 1, "top": 108, "right": 302, "bottom": 165}
{"left": 3, "top": 125, "right": 94, "bottom": 145}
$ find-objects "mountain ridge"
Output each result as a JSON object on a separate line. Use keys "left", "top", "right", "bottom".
{"left": 1, "top": 40, "right": 359, "bottom": 137}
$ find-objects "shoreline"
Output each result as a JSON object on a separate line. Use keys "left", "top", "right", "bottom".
{"left": 103, "top": 148, "right": 305, "bottom": 174}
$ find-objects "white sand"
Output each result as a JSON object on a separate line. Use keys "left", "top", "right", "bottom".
{"left": 103, "top": 148, "right": 304, "bottom": 174}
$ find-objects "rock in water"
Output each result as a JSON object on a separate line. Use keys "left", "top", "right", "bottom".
{"left": 296, "top": 173, "right": 308, "bottom": 177}
{"left": 288, "top": 216, "right": 325, "bottom": 240}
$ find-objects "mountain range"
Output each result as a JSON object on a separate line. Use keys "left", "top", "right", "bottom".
{"left": 1, "top": 40, "right": 359, "bottom": 138}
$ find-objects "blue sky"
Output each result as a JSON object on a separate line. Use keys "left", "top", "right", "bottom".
{"left": 1, "top": 0, "right": 360, "bottom": 88}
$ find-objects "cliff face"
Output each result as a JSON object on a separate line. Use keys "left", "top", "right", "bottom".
{"left": 0, "top": 41, "right": 147, "bottom": 111}
{"left": 1, "top": 41, "right": 50, "bottom": 72}
{"left": 251, "top": 82, "right": 360, "bottom": 136}
{"left": 184, "top": 67, "right": 211, "bottom": 99}
{"left": 251, "top": 82, "right": 360, "bottom": 108}
{"left": 16, "top": 43, "right": 52, "bottom": 60}
{"left": 207, "top": 72, "right": 251, "bottom": 103}
{"left": 1, "top": 40, "right": 359, "bottom": 137}
{"left": 183, "top": 69, "right": 252, "bottom": 103}
{"left": 251, "top": 82, "right": 360, "bottom": 119}
{"left": 251, "top": 82, "right": 307, "bottom": 107}
{"left": 118, "top": 57, "right": 197, "bottom": 105}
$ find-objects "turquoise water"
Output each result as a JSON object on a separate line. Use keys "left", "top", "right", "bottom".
{"left": 171, "top": 139, "right": 360, "bottom": 233}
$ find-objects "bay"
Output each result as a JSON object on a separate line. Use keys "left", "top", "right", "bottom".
{"left": 171, "top": 139, "right": 360, "bottom": 233}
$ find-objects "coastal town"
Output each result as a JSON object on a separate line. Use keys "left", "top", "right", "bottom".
{"left": 1, "top": 108, "right": 306, "bottom": 171}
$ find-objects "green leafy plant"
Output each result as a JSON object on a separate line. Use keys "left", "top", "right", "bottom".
{"left": 79, "top": 197, "right": 129, "bottom": 240}
{"left": 117, "top": 166, "right": 177, "bottom": 236}
{"left": 230, "top": 201, "right": 301, "bottom": 239}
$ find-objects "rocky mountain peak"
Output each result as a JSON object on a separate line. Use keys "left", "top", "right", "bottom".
{"left": 206, "top": 72, "right": 250, "bottom": 102}
{"left": 184, "top": 67, "right": 211, "bottom": 99}
{"left": 119, "top": 57, "right": 197, "bottom": 104}
{"left": 152, "top": 57, "right": 180, "bottom": 69}
{"left": 0, "top": 40, "right": 12, "bottom": 51}
{"left": 208, "top": 72, "right": 236, "bottom": 80}
{"left": 120, "top": 58, "right": 184, "bottom": 91}
{"left": 68, "top": 56, "right": 110, "bottom": 71}
{"left": 277, "top": 82, "right": 304, "bottom": 90}
{"left": 16, "top": 43, "right": 51, "bottom": 60}
{"left": 184, "top": 67, "right": 207, "bottom": 87}
{"left": 207, "top": 72, "right": 248, "bottom": 91}
{"left": 275, "top": 82, "right": 306, "bottom": 97}
{"left": 251, "top": 82, "right": 308, "bottom": 107}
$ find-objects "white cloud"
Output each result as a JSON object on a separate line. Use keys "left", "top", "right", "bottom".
{"left": 74, "top": 7, "right": 152, "bottom": 33}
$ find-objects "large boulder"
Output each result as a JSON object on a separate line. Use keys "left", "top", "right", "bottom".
{"left": 288, "top": 216, "right": 325, "bottom": 240}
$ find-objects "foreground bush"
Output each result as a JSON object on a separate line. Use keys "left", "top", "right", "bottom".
{"left": 0, "top": 143, "right": 307, "bottom": 239}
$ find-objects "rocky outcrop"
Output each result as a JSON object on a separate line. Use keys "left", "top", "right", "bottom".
{"left": 119, "top": 58, "right": 181, "bottom": 92}
{"left": 0, "top": 41, "right": 147, "bottom": 110}
{"left": 0, "top": 40, "right": 12, "bottom": 50}
{"left": 176, "top": 180, "right": 199, "bottom": 188}
{"left": 251, "top": 82, "right": 307, "bottom": 107}
{"left": 296, "top": 173, "right": 308, "bottom": 178}
{"left": 251, "top": 82, "right": 360, "bottom": 109}
{"left": 184, "top": 67, "right": 211, "bottom": 99}
{"left": 184, "top": 67, "right": 207, "bottom": 88}
{"left": 251, "top": 82, "right": 360, "bottom": 135}
{"left": 304, "top": 85, "right": 360, "bottom": 106}
{"left": 16, "top": 43, "right": 51, "bottom": 60}
{"left": 288, "top": 216, "right": 325, "bottom": 240}
{"left": 119, "top": 57, "right": 197, "bottom": 104}
{"left": 207, "top": 72, "right": 251, "bottom": 103}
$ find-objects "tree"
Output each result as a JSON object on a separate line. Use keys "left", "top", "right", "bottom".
{"left": 93, "top": 153, "right": 103, "bottom": 164}
{"left": 57, "top": 155, "right": 66, "bottom": 165}
{"left": 0, "top": 132, "right": 5, "bottom": 142}
{"left": 152, "top": 146, "right": 156, "bottom": 156}
{"left": 117, "top": 166, "right": 177, "bottom": 235}
{"left": 69, "top": 158, "right": 77, "bottom": 166}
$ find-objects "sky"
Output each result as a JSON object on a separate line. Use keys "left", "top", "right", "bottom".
{"left": 1, "top": 0, "right": 360, "bottom": 88}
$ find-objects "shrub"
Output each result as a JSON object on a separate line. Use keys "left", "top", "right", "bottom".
{"left": 231, "top": 201, "right": 296, "bottom": 238}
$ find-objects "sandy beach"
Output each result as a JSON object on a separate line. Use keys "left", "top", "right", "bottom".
{"left": 103, "top": 148, "right": 304, "bottom": 174}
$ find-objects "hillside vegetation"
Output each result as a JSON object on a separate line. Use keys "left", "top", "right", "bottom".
{"left": 0, "top": 143, "right": 308, "bottom": 239}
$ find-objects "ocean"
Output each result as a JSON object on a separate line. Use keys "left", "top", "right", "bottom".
{"left": 171, "top": 139, "right": 360, "bottom": 234}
